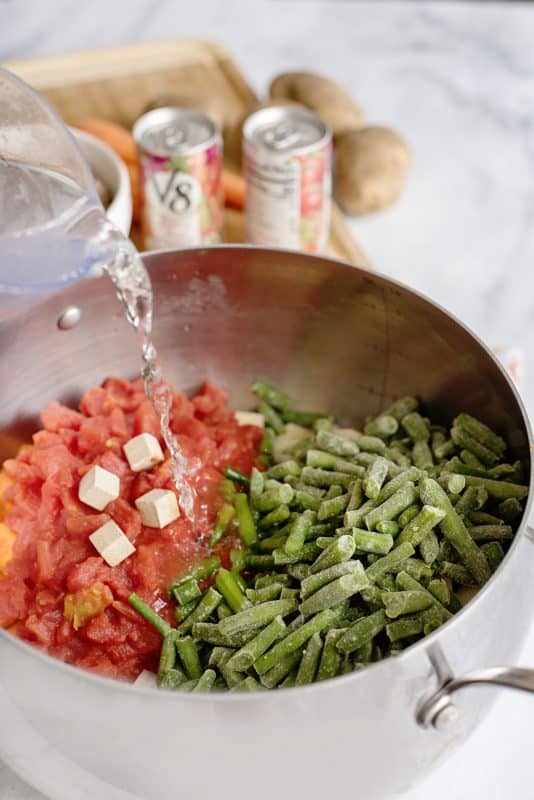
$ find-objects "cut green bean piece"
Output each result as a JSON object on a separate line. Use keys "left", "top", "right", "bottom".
{"left": 157, "top": 631, "right": 178, "bottom": 680}
{"left": 443, "top": 457, "right": 490, "bottom": 478}
{"left": 128, "top": 593, "right": 172, "bottom": 637}
{"left": 438, "top": 561, "right": 477, "bottom": 586}
{"left": 208, "top": 646, "right": 234, "bottom": 669}
{"left": 397, "top": 504, "right": 446, "bottom": 548}
{"left": 260, "top": 650, "right": 302, "bottom": 688}
{"left": 282, "top": 409, "right": 323, "bottom": 427}
{"left": 246, "top": 583, "right": 284, "bottom": 603}
{"left": 394, "top": 557, "right": 434, "bottom": 581}
{"left": 412, "top": 441, "right": 434, "bottom": 470}
{"left": 252, "top": 381, "right": 292, "bottom": 411}
{"left": 344, "top": 499, "right": 376, "bottom": 529}
{"left": 238, "top": 676, "right": 266, "bottom": 691}
{"left": 384, "top": 396, "right": 418, "bottom": 421}
{"left": 453, "top": 413, "right": 506, "bottom": 457}
{"left": 258, "top": 504, "right": 291, "bottom": 531}
{"left": 209, "top": 503, "right": 235, "bottom": 547}
{"left": 398, "top": 504, "right": 420, "bottom": 527}
{"left": 254, "top": 483, "right": 294, "bottom": 512}
{"left": 419, "top": 478, "right": 490, "bottom": 585}
{"left": 175, "top": 636, "right": 202, "bottom": 680}
{"left": 360, "top": 585, "right": 384, "bottom": 610}
{"left": 481, "top": 541, "right": 505, "bottom": 570}
{"left": 219, "top": 599, "right": 298, "bottom": 637}
{"left": 216, "top": 602, "right": 233, "bottom": 621}
{"left": 463, "top": 476, "right": 528, "bottom": 501}
{"left": 268, "top": 460, "right": 301, "bottom": 480}
{"left": 215, "top": 569, "right": 249, "bottom": 613}
{"left": 376, "top": 468, "right": 423, "bottom": 504}
{"left": 419, "top": 529, "right": 440, "bottom": 565}
{"left": 366, "top": 542, "right": 415, "bottom": 583}
{"left": 364, "top": 414, "right": 399, "bottom": 439}
{"left": 439, "top": 473, "right": 466, "bottom": 495}
{"left": 254, "top": 608, "right": 337, "bottom": 675}
{"left": 324, "top": 484, "right": 343, "bottom": 500}
{"left": 295, "top": 632, "right": 323, "bottom": 685}
{"left": 170, "top": 556, "right": 221, "bottom": 591}
{"left": 300, "top": 568, "right": 369, "bottom": 616}
{"left": 310, "top": 534, "right": 355, "bottom": 573}
{"left": 382, "top": 590, "right": 433, "bottom": 619}
{"left": 294, "top": 489, "right": 322, "bottom": 511}
{"left": 357, "top": 435, "right": 387, "bottom": 455}
{"left": 455, "top": 485, "right": 488, "bottom": 516}
{"left": 363, "top": 456, "right": 389, "bottom": 500}
{"left": 300, "top": 560, "right": 364, "bottom": 599}
{"left": 386, "top": 615, "right": 424, "bottom": 642}
{"left": 468, "top": 511, "right": 504, "bottom": 526}
{"left": 336, "top": 610, "right": 388, "bottom": 654}
{"left": 273, "top": 542, "right": 320, "bottom": 565}
{"left": 175, "top": 600, "right": 199, "bottom": 623}
{"left": 365, "top": 482, "right": 418, "bottom": 531}
{"left": 192, "top": 668, "right": 217, "bottom": 692}
{"left": 260, "top": 427, "right": 275, "bottom": 456}
{"left": 222, "top": 663, "right": 247, "bottom": 689}
{"left": 227, "top": 615, "right": 287, "bottom": 671}
{"left": 498, "top": 497, "right": 523, "bottom": 522}
{"left": 401, "top": 412, "right": 429, "bottom": 443}
{"left": 451, "top": 426, "right": 498, "bottom": 467}
{"left": 158, "top": 668, "right": 186, "bottom": 689}
{"left": 317, "top": 492, "right": 350, "bottom": 521}
{"left": 395, "top": 571, "right": 452, "bottom": 622}
{"left": 301, "top": 466, "right": 353, "bottom": 489}
{"left": 428, "top": 578, "right": 450, "bottom": 606}
{"left": 284, "top": 510, "right": 314, "bottom": 555}
{"left": 469, "top": 524, "right": 513, "bottom": 541}
{"left": 376, "top": 574, "right": 396, "bottom": 592}
{"left": 315, "top": 429, "right": 360, "bottom": 458}
{"left": 316, "top": 629, "right": 344, "bottom": 681}
{"left": 172, "top": 578, "right": 202, "bottom": 607}
{"left": 258, "top": 401, "right": 285, "bottom": 434}
{"left": 258, "top": 534, "right": 287, "bottom": 552}
{"left": 223, "top": 466, "right": 250, "bottom": 488}
{"left": 347, "top": 479, "right": 364, "bottom": 512}
{"left": 376, "top": 519, "right": 399, "bottom": 536}
{"left": 460, "top": 449, "right": 485, "bottom": 470}
{"left": 192, "top": 623, "right": 256, "bottom": 648}
{"left": 353, "top": 529, "right": 394, "bottom": 555}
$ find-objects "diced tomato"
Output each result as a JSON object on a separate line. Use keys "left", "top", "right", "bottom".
{"left": 0, "top": 377, "right": 260, "bottom": 681}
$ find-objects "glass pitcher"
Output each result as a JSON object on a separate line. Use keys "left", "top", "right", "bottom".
{"left": 0, "top": 67, "right": 108, "bottom": 297}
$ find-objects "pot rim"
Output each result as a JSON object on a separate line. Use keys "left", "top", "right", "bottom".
{"left": 1, "top": 244, "right": 532, "bottom": 703}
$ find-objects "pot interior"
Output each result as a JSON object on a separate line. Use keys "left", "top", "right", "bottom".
{"left": 0, "top": 246, "right": 529, "bottom": 471}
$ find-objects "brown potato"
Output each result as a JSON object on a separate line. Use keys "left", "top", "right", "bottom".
{"left": 269, "top": 71, "right": 363, "bottom": 137}
{"left": 334, "top": 126, "right": 411, "bottom": 215}
{"left": 143, "top": 93, "right": 225, "bottom": 131}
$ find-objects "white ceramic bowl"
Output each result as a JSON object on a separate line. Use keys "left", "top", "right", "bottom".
{"left": 71, "top": 127, "right": 133, "bottom": 236}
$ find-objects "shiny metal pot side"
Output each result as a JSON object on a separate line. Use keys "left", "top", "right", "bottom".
{"left": 0, "top": 246, "right": 532, "bottom": 800}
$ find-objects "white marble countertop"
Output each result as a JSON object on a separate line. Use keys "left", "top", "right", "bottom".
{"left": 1, "top": 0, "right": 534, "bottom": 798}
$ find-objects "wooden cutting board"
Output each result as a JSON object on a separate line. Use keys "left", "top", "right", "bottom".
{"left": 5, "top": 39, "right": 372, "bottom": 268}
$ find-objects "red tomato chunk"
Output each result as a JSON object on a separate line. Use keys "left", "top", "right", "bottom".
{"left": 0, "top": 379, "right": 261, "bottom": 681}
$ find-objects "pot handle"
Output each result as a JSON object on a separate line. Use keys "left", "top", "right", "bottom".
{"left": 417, "top": 666, "right": 534, "bottom": 729}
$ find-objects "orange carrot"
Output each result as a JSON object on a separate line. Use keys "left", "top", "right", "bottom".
{"left": 75, "top": 118, "right": 138, "bottom": 164}
{"left": 222, "top": 170, "right": 246, "bottom": 211}
{"left": 127, "top": 161, "right": 142, "bottom": 224}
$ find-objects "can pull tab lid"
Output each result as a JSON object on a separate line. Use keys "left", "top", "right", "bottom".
{"left": 264, "top": 123, "right": 301, "bottom": 150}
{"left": 163, "top": 124, "right": 187, "bottom": 150}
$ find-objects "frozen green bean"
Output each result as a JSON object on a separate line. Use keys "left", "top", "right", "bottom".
{"left": 395, "top": 571, "right": 452, "bottom": 622}
{"left": 382, "top": 590, "right": 433, "bottom": 619}
{"left": 295, "top": 632, "right": 323, "bottom": 686}
{"left": 353, "top": 529, "right": 394, "bottom": 555}
{"left": 419, "top": 478, "right": 490, "bottom": 584}
{"left": 317, "top": 492, "right": 350, "bottom": 521}
{"left": 299, "top": 569, "right": 369, "bottom": 616}
{"left": 364, "top": 456, "right": 389, "bottom": 500}
{"left": 254, "top": 608, "right": 337, "bottom": 675}
{"left": 386, "top": 615, "right": 424, "bottom": 642}
{"left": 469, "top": 524, "right": 513, "bottom": 541}
{"left": 316, "top": 629, "right": 344, "bottom": 681}
{"left": 419, "top": 529, "right": 440, "bottom": 565}
{"left": 463, "top": 476, "right": 528, "bottom": 501}
{"left": 366, "top": 542, "right": 415, "bottom": 583}
{"left": 215, "top": 570, "right": 249, "bottom": 613}
{"left": 219, "top": 599, "right": 298, "bottom": 636}
{"left": 481, "top": 541, "right": 505, "bottom": 570}
{"left": 398, "top": 504, "right": 420, "bottom": 527}
{"left": 365, "top": 482, "right": 418, "bottom": 530}
{"left": 376, "top": 519, "right": 399, "bottom": 536}
{"left": 364, "top": 415, "right": 399, "bottom": 438}
{"left": 316, "top": 429, "right": 360, "bottom": 457}
{"left": 310, "top": 534, "right": 355, "bottom": 573}
{"left": 453, "top": 412, "right": 506, "bottom": 457}
{"left": 285, "top": 510, "right": 314, "bottom": 555}
{"left": 301, "top": 467, "right": 354, "bottom": 489}
{"left": 259, "top": 651, "right": 302, "bottom": 689}
{"left": 209, "top": 503, "right": 236, "bottom": 547}
{"left": 336, "top": 610, "right": 388, "bottom": 654}
{"left": 401, "top": 412, "right": 430, "bottom": 442}
{"left": 498, "top": 497, "right": 523, "bottom": 522}
{"left": 397, "top": 504, "right": 446, "bottom": 548}
{"left": 227, "top": 615, "right": 287, "bottom": 671}
{"left": 428, "top": 578, "right": 450, "bottom": 606}
{"left": 412, "top": 441, "right": 434, "bottom": 469}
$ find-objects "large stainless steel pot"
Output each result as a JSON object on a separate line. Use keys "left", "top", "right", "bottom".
{"left": 0, "top": 246, "right": 533, "bottom": 800}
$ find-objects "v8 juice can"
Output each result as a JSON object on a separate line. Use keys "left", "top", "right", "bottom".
{"left": 133, "top": 108, "right": 223, "bottom": 249}
{"left": 243, "top": 106, "right": 332, "bottom": 253}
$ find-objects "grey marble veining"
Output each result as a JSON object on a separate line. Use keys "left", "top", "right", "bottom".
{"left": 1, "top": 2, "right": 534, "bottom": 798}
